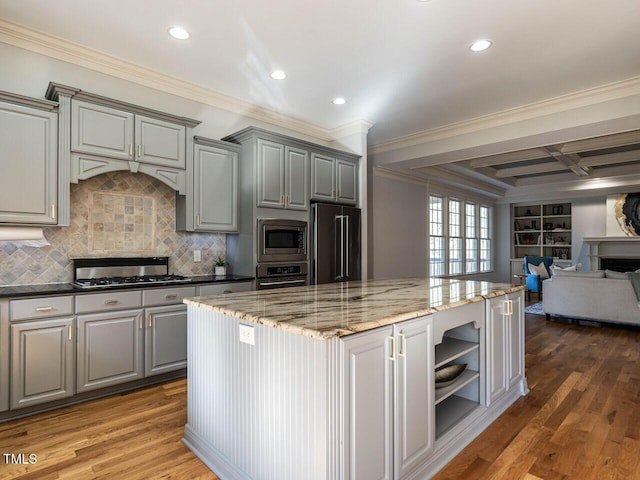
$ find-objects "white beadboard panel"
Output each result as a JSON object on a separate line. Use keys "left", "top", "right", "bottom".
{"left": 185, "top": 305, "right": 335, "bottom": 480}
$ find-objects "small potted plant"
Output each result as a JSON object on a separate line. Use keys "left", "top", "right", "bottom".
{"left": 214, "top": 257, "right": 227, "bottom": 276}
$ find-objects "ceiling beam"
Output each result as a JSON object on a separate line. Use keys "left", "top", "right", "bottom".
{"left": 468, "top": 148, "right": 549, "bottom": 168}
{"left": 560, "top": 130, "right": 640, "bottom": 154}
{"left": 578, "top": 149, "right": 640, "bottom": 167}
{"left": 494, "top": 162, "right": 567, "bottom": 178}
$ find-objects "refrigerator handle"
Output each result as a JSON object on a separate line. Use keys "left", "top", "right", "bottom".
{"left": 335, "top": 215, "right": 344, "bottom": 280}
{"left": 345, "top": 215, "right": 349, "bottom": 278}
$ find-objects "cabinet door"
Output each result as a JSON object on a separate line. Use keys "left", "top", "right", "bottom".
{"left": 336, "top": 159, "right": 358, "bottom": 205}
{"left": 71, "top": 100, "right": 133, "bottom": 160}
{"left": 11, "top": 318, "right": 74, "bottom": 409}
{"left": 257, "top": 138, "right": 285, "bottom": 208}
{"left": 193, "top": 143, "right": 238, "bottom": 232}
{"left": 311, "top": 153, "right": 335, "bottom": 202}
{"left": 341, "top": 326, "right": 393, "bottom": 480}
{"left": 284, "top": 146, "right": 309, "bottom": 210}
{"left": 145, "top": 305, "right": 187, "bottom": 376}
{"left": 507, "top": 291, "right": 524, "bottom": 389}
{"left": 394, "top": 317, "right": 434, "bottom": 480}
{"left": 486, "top": 297, "right": 508, "bottom": 405}
{"left": 135, "top": 115, "right": 186, "bottom": 169}
{"left": 0, "top": 101, "right": 58, "bottom": 224}
{"left": 77, "top": 309, "right": 144, "bottom": 392}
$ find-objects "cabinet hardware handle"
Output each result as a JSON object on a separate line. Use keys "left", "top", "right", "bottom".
{"left": 51, "top": 204, "right": 56, "bottom": 219}
{"left": 129, "top": 143, "right": 133, "bottom": 157}
{"left": 35, "top": 306, "right": 53, "bottom": 312}
{"left": 503, "top": 299, "right": 513, "bottom": 316}
{"left": 398, "top": 332, "right": 406, "bottom": 357}
{"left": 138, "top": 144, "right": 142, "bottom": 158}
{"left": 165, "top": 294, "right": 178, "bottom": 300}
{"left": 104, "top": 299, "right": 118, "bottom": 305}
{"left": 223, "top": 290, "right": 232, "bottom": 294}
{"left": 388, "top": 336, "right": 396, "bottom": 361}
{"left": 138, "top": 313, "right": 143, "bottom": 329}
{"left": 148, "top": 314, "right": 153, "bottom": 328}
{"left": 68, "top": 324, "right": 72, "bottom": 341}
{"left": 286, "top": 194, "right": 290, "bottom": 205}
{"left": 196, "top": 215, "right": 200, "bottom": 226}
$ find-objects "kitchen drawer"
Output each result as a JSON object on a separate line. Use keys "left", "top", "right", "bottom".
{"left": 10, "top": 296, "right": 74, "bottom": 321}
{"left": 76, "top": 290, "right": 142, "bottom": 314}
{"left": 197, "top": 281, "right": 253, "bottom": 296}
{"left": 143, "top": 286, "right": 196, "bottom": 307}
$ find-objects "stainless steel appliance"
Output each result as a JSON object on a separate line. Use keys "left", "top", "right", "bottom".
{"left": 255, "top": 262, "right": 309, "bottom": 290}
{"left": 311, "top": 202, "right": 361, "bottom": 284}
{"left": 72, "top": 257, "right": 191, "bottom": 289}
{"left": 257, "top": 219, "right": 307, "bottom": 263}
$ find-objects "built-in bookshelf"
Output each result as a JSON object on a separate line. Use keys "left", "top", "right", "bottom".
{"left": 512, "top": 202, "right": 572, "bottom": 261}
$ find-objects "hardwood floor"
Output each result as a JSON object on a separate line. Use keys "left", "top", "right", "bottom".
{"left": 2, "top": 312, "right": 640, "bottom": 479}
{"left": 0, "top": 380, "right": 217, "bottom": 479}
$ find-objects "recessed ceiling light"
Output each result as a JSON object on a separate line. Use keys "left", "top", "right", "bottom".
{"left": 332, "top": 97, "right": 346, "bottom": 105}
{"left": 470, "top": 39, "right": 492, "bottom": 52}
{"left": 270, "top": 70, "right": 287, "bottom": 80}
{"left": 168, "top": 26, "right": 191, "bottom": 40}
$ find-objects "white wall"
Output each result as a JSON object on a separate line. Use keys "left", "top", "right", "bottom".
{"left": 371, "top": 172, "right": 427, "bottom": 279}
{"left": 572, "top": 197, "right": 607, "bottom": 270}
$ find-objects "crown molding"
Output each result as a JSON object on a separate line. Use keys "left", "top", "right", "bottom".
{"left": 370, "top": 76, "right": 640, "bottom": 155}
{"left": 0, "top": 19, "right": 373, "bottom": 143}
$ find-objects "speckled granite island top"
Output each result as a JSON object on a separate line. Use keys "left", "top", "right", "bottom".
{"left": 184, "top": 277, "right": 524, "bottom": 340}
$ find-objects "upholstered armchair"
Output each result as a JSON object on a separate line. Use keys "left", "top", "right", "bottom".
{"left": 524, "top": 255, "right": 553, "bottom": 301}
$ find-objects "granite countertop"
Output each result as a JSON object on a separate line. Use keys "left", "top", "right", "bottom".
{"left": 184, "top": 277, "right": 524, "bottom": 340}
{"left": 0, "top": 274, "right": 254, "bottom": 299}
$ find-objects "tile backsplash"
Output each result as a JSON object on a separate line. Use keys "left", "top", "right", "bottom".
{"left": 0, "top": 172, "right": 226, "bottom": 286}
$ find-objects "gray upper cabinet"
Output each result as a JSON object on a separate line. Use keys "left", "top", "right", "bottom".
{"left": 47, "top": 83, "right": 200, "bottom": 195}
{"left": 176, "top": 136, "right": 240, "bottom": 232}
{"left": 72, "top": 100, "right": 186, "bottom": 169}
{"left": 135, "top": 115, "right": 186, "bottom": 168}
{"left": 71, "top": 100, "right": 134, "bottom": 160}
{"left": 311, "top": 153, "right": 358, "bottom": 205}
{"left": 0, "top": 95, "right": 58, "bottom": 225}
{"left": 256, "top": 138, "right": 308, "bottom": 210}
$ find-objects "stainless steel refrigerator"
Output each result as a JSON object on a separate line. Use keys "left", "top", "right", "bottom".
{"left": 311, "top": 202, "right": 361, "bottom": 284}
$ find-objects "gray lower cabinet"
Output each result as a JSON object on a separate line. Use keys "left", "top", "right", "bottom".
{"left": 11, "top": 318, "right": 74, "bottom": 409}
{"left": 486, "top": 291, "right": 525, "bottom": 406}
{"left": 340, "top": 315, "right": 434, "bottom": 480}
{"left": 144, "top": 304, "right": 187, "bottom": 376}
{"left": 176, "top": 137, "right": 239, "bottom": 232}
{"left": 0, "top": 95, "right": 58, "bottom": 225}
{"left": 311, "top": 153, "right": 358, "bottom": 205}
{"left": 76, "top": 309, "right": 145, "bottom": 393}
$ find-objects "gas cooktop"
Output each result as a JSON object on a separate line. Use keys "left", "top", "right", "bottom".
{"left": 72, "top": 257, "right": 191, "bottom": 289}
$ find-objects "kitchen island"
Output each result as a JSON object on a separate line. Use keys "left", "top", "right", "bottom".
{"left": 183, "top": 278, "right": 527, "bottom": 480}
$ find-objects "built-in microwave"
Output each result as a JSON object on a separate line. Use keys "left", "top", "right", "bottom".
{"left": 257, "top": 219, "right": 307, "bottom": 262}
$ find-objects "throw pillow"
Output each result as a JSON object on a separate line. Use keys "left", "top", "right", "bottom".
{"left": 606, "top": 269, "right": 635, "bottom": 279}
{"left": 550, "top": 263, "right": 581, "bottom": 275}
{"left": 528, "top": 262, "right": 550, "bottom": 279}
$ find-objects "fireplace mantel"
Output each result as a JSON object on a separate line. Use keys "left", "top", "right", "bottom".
{"left": 584, "top": 237, "right": 640, "bottom": 270}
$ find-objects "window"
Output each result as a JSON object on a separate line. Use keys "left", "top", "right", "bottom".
{"left": 428, "top": 194, "right": 492, "bottom": 276}
{"left": 429, "top": 196, "right": 445, "bottom": 276}
{"left": 465, "top": 203, "right": 478, "bottom": 273}
{"left": 479, "top": 205, "right": 491, "bottom": 272}
{"left": 449, "top": 199, "right": 462, "bottom": 275}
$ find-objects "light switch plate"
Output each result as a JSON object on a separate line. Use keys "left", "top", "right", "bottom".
{"left": 239, "top": 324, "right": 255, "bottom": 345}
{"left": 194, "top": 250, "right": 201, "bottom": 262}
